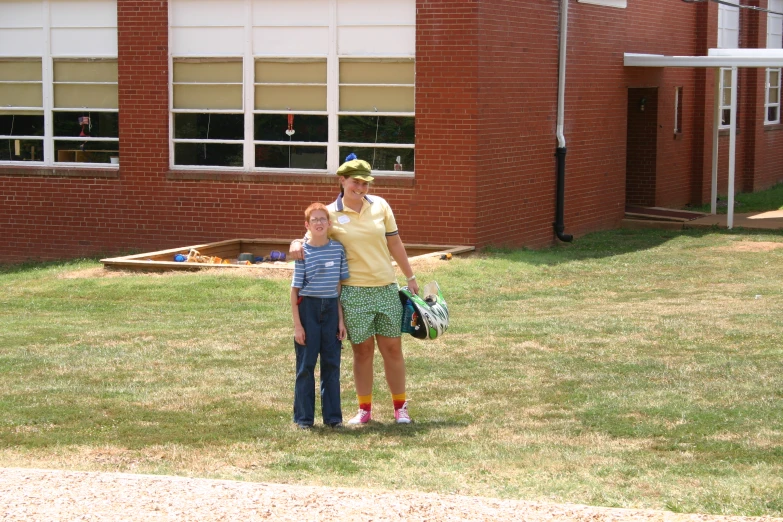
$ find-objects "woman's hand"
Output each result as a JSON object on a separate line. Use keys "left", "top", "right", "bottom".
{"left": 294, "top": 324, "right": 306, "bottom": 345}
{"left": 288, "top": 239, "right": 304, "bottom": 261}
{"left": 407, "top": 278, "right": 419, "bottom": 296}
{"left": 337, "top": 320, "right": 347, "bottom": 341}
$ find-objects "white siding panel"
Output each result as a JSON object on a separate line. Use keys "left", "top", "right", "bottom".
{"left": 253, "top": 26, "right": 329, "bottom": 56}
{"left": 718, "top": 4, "right": 740, "bottom": 49}
{"left": 51, "top": 27, "right": 117, "bottom": 56}
{"left": 337, "top": 0, "right": 415, "bottom": 26}
{"left": 0, "top": 1, "right": 44, "bottom": 28}
{"left": 50, "top": 0, "right": 116, "bottom": 27}
{"left": 338, "top": 26, "right": 415, "bottom": 56}
{"left": 253, "top": 0, "right": 329, "bottom": 27}
{"left": 171, "top": 0, "right": 245, "bottom": 27}
{"left": 769, "top": 0, "right": 783, "bottom": 49}
{"left": 171, "top": 27, "right": 245, "bottom": 56}
{"left": 0, "top": 28, "right": 44, "bottom": 56}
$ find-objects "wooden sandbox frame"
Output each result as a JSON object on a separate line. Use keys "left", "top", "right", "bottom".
{"left": 100, "top": 239, "right": 474, "bottom": 272}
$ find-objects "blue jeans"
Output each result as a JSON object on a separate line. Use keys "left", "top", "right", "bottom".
{"left": 294, "top": 296, "right": 343, "bottom": 427}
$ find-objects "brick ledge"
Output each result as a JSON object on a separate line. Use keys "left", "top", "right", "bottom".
{"left": 166, "top": 170, "right": 416, "bottom": 187}
{"left": 0, "top": 166, "right": 119, "bottom": 179}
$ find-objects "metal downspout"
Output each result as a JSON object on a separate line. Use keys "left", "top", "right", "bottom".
{"left": 554, "top": 0, "right": 573, "bottom": 242}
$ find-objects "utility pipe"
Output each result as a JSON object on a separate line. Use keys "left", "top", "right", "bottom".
{"left": 554, "top": 0, "right": 573, "bottom": 242}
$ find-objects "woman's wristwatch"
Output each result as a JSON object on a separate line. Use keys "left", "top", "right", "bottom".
{"left": 406, "top": 275, "right": 416, "bottom": 281}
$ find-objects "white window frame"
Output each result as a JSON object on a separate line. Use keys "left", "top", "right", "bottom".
{"left": 578, "top": 0, "right": 626, "bottom": 8}
{"left": 718, "top": 2, "right": 740, "bottom": 49}
{"left": 765, "top": 68, "right": 781, "bottom": 125}
{"left": 719, "top": 67, "right": 733, "bottom": 130}
{"left": 0, "top": 0, "right": 118, "bottom": 168}
{"left": 168, "top": 0, "right": 415, "bottom": 176}
{"left": 768, "top": 0, "right": 783, "bottom": 49}
{"left": 674, "top": 86, "right": 683, "bottom": 134}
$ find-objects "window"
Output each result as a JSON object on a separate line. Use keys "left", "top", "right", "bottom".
{"left": 766, "top": 68, "right": 781, "bottom": 124}
{"left": 768, "top": 0, "right": 783, "bottom": 49}
{"left": 172, "top": 60, "right": 244, "bottom": 167}
{"left": 338, "top": 60, "right": 415, "bottom": 172}
{"left": 0, "top": 0, "right": 118, "bottom": 167}
{"left": 578, "top": 0, "right": 626, "bottom": 7}
{"left": 0, "top": 59, "right": 44, "bottom": 162}
{"left": 53, "top": 60, "right": 119, "bottom": 164}
{"left": 719, "top": 68, "right": 734, "bottom": 129}
{"left": 254, "top": 60, "right": 328, "bottom": 169}
{"left": 674, "top": 86, "right": 683, "bottom": 134}
{"left": 169, "top": 0, "right": 416, "bottom": 176}
{"left": 718, "top": 2, "right": 740, "bottom": 49}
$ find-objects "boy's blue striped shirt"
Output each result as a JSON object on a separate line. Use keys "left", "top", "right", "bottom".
{"left": 291, "top": 240, "right": 349, "bottom": 298}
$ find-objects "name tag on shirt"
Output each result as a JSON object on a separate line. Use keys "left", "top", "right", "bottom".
{"left": 337, "top": 215, "right": 350, "bottom": 224}
{"left": 325, "top": 261, "right": 335, "bottom": 267}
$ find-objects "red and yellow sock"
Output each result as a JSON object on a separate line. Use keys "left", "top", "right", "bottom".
{"left": 392, "top": 393, "right": 407, "bottom": 410}
{"left": 358, "top": 394, "right": 372, "bottom": 412}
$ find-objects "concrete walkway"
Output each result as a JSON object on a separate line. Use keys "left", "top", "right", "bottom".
{"left": 686, "top": 210, "right": 783, "bottom": 230}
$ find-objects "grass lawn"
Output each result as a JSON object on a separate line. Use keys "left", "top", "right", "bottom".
{"left": 688, "top": 182, "right": 783, "bottom": 214}
{"left": 1, "top": 227, "right": 782, "bottom": 517}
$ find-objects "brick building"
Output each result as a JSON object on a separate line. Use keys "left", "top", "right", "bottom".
{"left": 1, "top": 0, "right": 782, "bottom": 263}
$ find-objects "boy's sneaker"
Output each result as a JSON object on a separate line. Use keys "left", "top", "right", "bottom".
{"left": 346, "top": 408, "right": 371, "bottom": 425}
{"left": 394, "top": 401, "right": 412, "bottom": 424}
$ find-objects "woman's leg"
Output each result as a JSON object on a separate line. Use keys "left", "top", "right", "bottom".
{"left": 351, "top": 336, "right": 376, "bottom": 397}
{"left": 376, "top": 335, "right": 406, "bottom": 395}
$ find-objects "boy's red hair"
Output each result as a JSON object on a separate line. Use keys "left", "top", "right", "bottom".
{"left": 304, "top": 202, "right": 329, "bottom": 222}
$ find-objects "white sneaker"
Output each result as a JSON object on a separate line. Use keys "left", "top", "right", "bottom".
{"left": 394, "top": 401, "right": 411, "bottom": 424}
{"left": 346, "top": 408, "right": 371, "bottom": 425}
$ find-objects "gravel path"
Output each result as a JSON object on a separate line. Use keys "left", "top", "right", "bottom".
{"left": 1, "top": 468, "right": 781, "bottom": 522}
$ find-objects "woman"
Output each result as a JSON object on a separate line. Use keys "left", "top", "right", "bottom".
{"left": 290, "top": 156, "right": 419, "bottom": 425}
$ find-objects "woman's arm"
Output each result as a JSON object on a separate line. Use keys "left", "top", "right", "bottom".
{"left": 387, "top": 234, "right": 419, "bottom": 295}
{"left": 336, "top": 282, "right": 347, "bottom": 341}
{"left": 291, "top": 287, "right": 305, "bottom": 345}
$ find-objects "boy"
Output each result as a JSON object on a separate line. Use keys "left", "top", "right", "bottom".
{"left": 291, "top": 203, "right": 349, "bottom": 429}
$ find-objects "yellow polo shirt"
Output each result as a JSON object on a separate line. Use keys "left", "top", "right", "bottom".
{"left": 326, "top": 194, "right": 398, "bottom": 287}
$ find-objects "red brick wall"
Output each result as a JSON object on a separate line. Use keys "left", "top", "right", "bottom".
{"left": 472, "top": 0, "right": 559, "bottom": 247}
{"left": 2, "top": 0, "right": 782, "bottom": 264}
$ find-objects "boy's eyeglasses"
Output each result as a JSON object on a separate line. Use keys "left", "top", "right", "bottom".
{"left": 309, "top": 218, "right": 329, "bottom": 224}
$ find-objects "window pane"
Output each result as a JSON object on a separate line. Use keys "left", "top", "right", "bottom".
{"left": 175, "top": 142, "right": 243, "bottom": 167}
{"left": 769, "top": 69, "right": 780, "bottom": 87}
{"left": 174, "top": 113, "right": 244, "bottom": 140}
{"left": 340, "top": 62, "right": 414, "bottom": 84}
{"left": 174, "top": 61, "right": 243, "bottom": 83}
{"left": 339, "top": 147, "right": 414, "bottom": 172}
{"left": 722, "top": 86, "right": 732, "bottom": 107}
{"left": 769, "top": 107, "right": 779, "bottom": 123}
{"left": 0, "top": 115, "right": 44, "bottom": 137}
{"left": 254, "top": 114, "right": 327, "bottom": 142}
{"left": 54, "top": 83, "right": 118, "bottom": 109}
{"left": 55, "top": 140, "right": 119, "bottom": 164}
{"left": 53, "top": 61, "right": 118, "bottom": 82}
{"left": 53, "top": 112, "right": 119, "bottom": 138}
{"left": 255, "top": 61, "right": 326, "bottom": 83}
{"left": 254, "top": 85, "right": 326, "bottom": 111}
{"left": 339, "top": 116, "right": 414, "bottom": 144}
{"left": 721, "top": 108, "right": 731, "bottom": 126}
{"left": 0, "top": 84, "right": 43, "bottom": 108}
{"left": 722, "top": 69, "right": 732, "bottom": 87}
{"left": 255, "top": 144, "right": 326, "bottom": 169}
{"left": 769, "top": 88, "right": 780, "bottom": 104}
{"left": 173, "top": 84, "right": 243, "bottom": 110}
{"left": 0, "top": 60, "right": 42, "bottom": 81}
{"left": 340, "top": 86, "right": 414, "bottom": 112}
{"left": 0, "top": 139, "right": 43, "bottom": 161}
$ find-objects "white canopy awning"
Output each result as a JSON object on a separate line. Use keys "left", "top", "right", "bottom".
{"left": 624, "top": 49, "right": 783, "bottom": 229}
